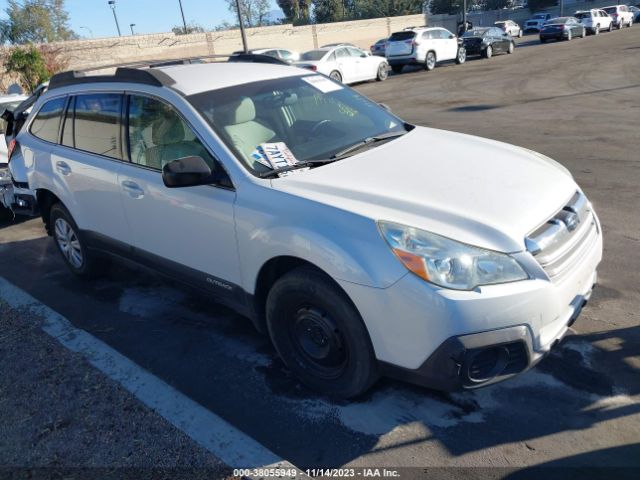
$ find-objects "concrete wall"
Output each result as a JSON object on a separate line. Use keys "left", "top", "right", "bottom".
{"left": 0, "top": 13, "right": 426, "bottom": 91}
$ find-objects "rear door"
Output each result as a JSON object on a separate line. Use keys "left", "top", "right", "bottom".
{"left": 47, "top": 92, "right": 131, "bottom": 244}
{"left": 386, "top": 31, "right": 415, "bottom": 57}
{"left": 334, "top": 47, "right": 358, "bottom": 83}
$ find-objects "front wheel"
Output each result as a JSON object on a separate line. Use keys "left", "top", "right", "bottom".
{"left": 567, "top": 30, "right": 572, "bottom": 41}
{"left": 50, "top": 203, "right": 107, "bottom": 278}
{"left": 594, "top": 25, "right": 600, "bottom": 35}
{"left": 424, "top": 51, "right": 436, "bottom": 71}
{"left": 376, "top": 62, "right": 388, "bottom": 81}
{"left": 266, "top": 266, "right": 379, "bottom": 398}
{"left": 540, "top": 37, "right": 546, "bottom": 43}
{"left": 618, "top": 21, "right": 623, "bottom": 30}
{"left": 629, "top": 19, "right": 633, "bottom": 28}
{"left": 483, "top": 45, "right": 493, "bottom": 58}
{"left": 518, "top": 29, "right": 523, "bottom": 38}
{"left": 581, "top": 28, "right": 586, "bottom": 38}
{"left": 608, "top": 22, "right": 613, "bottom": 32}
{"left": 329, "top": 70, "right": 342, "bottom": 82}
{"left": 455, "top": 47, "right": 466, "bottom": 64}
{"left": 507, "top": 42, "right": 514, "bottom": 54}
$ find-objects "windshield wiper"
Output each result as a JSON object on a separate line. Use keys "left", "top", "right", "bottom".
{"left": 258, "top": 158, "right": 337, "bottom": 178}
{"left": 330, "top": 131, "right": 407, "bottom": 160}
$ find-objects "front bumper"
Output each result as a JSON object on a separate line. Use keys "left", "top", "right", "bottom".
{"left": 338, "top": 218, "right": 602, "bottom": 391}
{"left": 540, "top": 31, "right": 566, "bottom": 40}
{"left": 463, "top": 43, "right": 484, "bottom": 55}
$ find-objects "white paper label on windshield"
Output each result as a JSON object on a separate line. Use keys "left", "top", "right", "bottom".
{"left": 255, "top": 142, "right": 309, "bottom": 177}
{"left": 302, "top": 75, "right": 343, "bottom": 93}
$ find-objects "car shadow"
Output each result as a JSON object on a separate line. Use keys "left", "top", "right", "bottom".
{"left": 1, "top": 231, "right": 638, "bottom": 469}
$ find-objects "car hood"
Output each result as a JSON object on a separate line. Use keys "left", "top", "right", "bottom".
{"left": 271, "top": 126, "right": 578, "bottom": 253}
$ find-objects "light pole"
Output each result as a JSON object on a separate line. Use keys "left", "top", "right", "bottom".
{"left": 463, "top": 0, "right": 467, "bottom": 33}
{"left": 178, "top": 0, "right": 188, "bottom": 34}
{"left": 108, "top": 1, "right": 122, "bottom": 37}
{"left": 130, "top": 23, "right": 136, "bottom": 35}
{"left": 235, "top": 0, "right": 248, "bottom": 53}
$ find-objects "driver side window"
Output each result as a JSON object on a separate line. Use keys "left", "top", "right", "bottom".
{"left": 127, "top": 95, "right": 215, "bottom": 171}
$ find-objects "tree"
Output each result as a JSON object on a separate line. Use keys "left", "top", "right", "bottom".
{"left": 172, "top": 23, "right": 206, "bottom": 35}
{"left": 4, "top": 45, "right": 49, "bottom": 92}
{"left": 429, "top": 0, "right": 462, "bottom": 15}
{"left": 0, "top": 0, "right": 77, "bottom": 45}
{"left": 313, "top": 0, "right": 343, "bottom": 22}
{"left": 354, "top": 0, "right": 425, "bottom": 19}
{"left": 225, "top": 0, "right": 272, "bottom": 28}
{"left": 277, "top": 0, "right": 312, "bottom": 22}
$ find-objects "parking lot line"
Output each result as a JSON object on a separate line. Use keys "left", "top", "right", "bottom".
{"left": 0, "top": 276, "right": 300, "bottom": 474}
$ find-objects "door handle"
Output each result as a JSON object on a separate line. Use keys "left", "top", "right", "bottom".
{"left": 121, "top": 180, "right": 144, "bottom": 198}
{"left": 55, "top": 161, "right": 71, "bottom": 176}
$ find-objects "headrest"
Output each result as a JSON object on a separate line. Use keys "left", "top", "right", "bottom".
{"left": 217, "top": 97, "right": 256, "bottom": 125}
{"left": 152, "top": 117, "right": 184, "bottom": 145}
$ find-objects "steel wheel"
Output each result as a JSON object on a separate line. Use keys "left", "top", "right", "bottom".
{"left": 54, "top": 217, "right": 83, "bottom": 269}
{"left": 425, "top": 51, "right": 436, "bottom": 71}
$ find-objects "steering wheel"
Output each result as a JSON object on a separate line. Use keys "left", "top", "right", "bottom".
{"left": 310, "top": 119, "right": 333, "bottom": 137}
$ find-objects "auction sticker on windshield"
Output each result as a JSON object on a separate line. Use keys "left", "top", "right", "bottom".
{"left": 302, "top": 75, "right": 343, "bottom": 93}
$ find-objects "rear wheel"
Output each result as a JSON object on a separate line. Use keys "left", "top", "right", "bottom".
{"left": 329, "top": 70, "right": 342, "bottom": 82}
{"left": 391, "top": 64, "right": 403, "bottom": 74}
{"left": 567, "top": 30, "right": 572, "bottom": 41}
{"left": 581, "top": 27, "right": 586, "bottom": 38}
{"left": 50, "top": 203, "right": 107, "bottom": 278}
{"left": 483, "top": 45, "right": 493, "bottom": 58}
{"left": 424, "top": 51, "right": 436, "bottom": 71}
{"left": 518, "top": 29, "right": 523, "bottom": 38}
{"left": 455, "top": 47, "right": 466, "bottom": 64}
{"left": 376, "top": 62, "right": 388, "bottom": 81}
{"left": 608, "top": 22, "right": 613, "bottom": 32}
{"left": 540, "top": 37, "right": 546, "bottom": 43}
{"left": 266, "top": 266, "right": 379, "bottom": 398}
{"left": 629, "top": 19, "right": 633, "bottom": 28}
{"left": 618, "top": 20, "right": 623, "bottom": 29}
{"left": 594, "top": 25, "right": 600, "bottom": 35}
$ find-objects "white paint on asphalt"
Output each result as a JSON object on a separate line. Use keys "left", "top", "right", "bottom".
{"left": 0, "top": 276, "right": 291, "bottom": 470}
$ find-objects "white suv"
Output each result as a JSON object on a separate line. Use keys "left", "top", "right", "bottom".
{"left": 15, "top": 63, "right": 602, "bottom": 397}
{"left": 575, "top": 9, "right": 614, "bottom": 34}
{"left": 602, "top": 5, "right": 634, "bottom": 28}
{"left": 385, "top": 27, "right": 466, "bottom": 73}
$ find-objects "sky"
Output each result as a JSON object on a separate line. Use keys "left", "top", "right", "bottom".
{"left": 0, "top": 0, "right": 283, "bottom": 38}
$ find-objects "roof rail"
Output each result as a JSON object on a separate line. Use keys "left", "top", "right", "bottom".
{"left": 48, "top": 67, "right": 167, "bottom": 90}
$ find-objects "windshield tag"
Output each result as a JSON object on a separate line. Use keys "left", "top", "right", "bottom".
{"left": 258, "top": 142, "right": 309, "bottom": 177}
{"left": 302, "top": 75, "right": 343, "bottom": 93}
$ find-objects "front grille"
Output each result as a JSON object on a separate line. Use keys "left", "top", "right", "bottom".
{"left": 526, "top": 191, "right": 599, "bottom": 280}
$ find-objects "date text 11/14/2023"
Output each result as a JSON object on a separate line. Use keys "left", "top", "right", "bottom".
{"left": 232, "top": 468, "right": 401, "bottom": 477}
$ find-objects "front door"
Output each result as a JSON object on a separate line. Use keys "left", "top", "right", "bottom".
{"left": 117, "top": 93, "right": 243, "bottom": 301}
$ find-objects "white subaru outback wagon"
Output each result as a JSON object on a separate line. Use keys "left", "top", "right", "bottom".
{"left": 14, "top": 63, "right": 602, "bottom": 398}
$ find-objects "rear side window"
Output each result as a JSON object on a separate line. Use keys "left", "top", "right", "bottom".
{"left": 389, "top": 31, "right": 415, "bottom": 41}
{"left": 30, "top": 97, "right": 66, "bottom": 143}
{"left": 73, "top": 93, "right": 123, "bottom": 159}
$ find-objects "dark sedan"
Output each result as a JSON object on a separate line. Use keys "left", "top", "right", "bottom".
{"left": 539, "top": 17, "right": 586, "bottom": 42}
{"left": 370, "top": 38, "right": 387, "bottom": 57}
{"left": 461, "top": 27, "right": 515, "bottom": 58}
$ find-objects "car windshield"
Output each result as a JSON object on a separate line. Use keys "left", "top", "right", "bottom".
{"left": 300, "top": 50, "right": 328, "bottom": 61}
{"left": 533, "top": 14, "right": 548, "bottom": 19}
{"left": 463, "top": 28, "right": 488, "bottom": 37}
{"left": 187, "top": 74, "right": 408, "bottom": 176}
{"left": 603, "top": 7, "right": 616, "bottom": 14}
{"left": 575, "top": 12, "right": 590, "bottom": 19}
{"left": 547, "top": 17, "right": 568, "bottom": 24}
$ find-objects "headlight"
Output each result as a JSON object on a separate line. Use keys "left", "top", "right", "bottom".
{"left": 0, "top": 167, "right": 10, "bottom": 181}
{"left": 378, "top": 221, "right": 528, "bottom": 290}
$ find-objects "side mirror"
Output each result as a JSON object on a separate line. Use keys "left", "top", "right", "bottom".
{"left": 449, "top": 34, "right": 455, "bottom": 39}
{"left": 162, "top": 156, "right": 212, "bottom": 188}
{"left": 379, "top": 103, "right": 391, "bottom": 112}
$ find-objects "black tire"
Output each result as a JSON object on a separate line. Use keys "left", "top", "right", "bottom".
{"left": 424, "top": 51, "right": 436, "bottom": 71}
{"left": 266, "top": 266, "right": 379, "bottom": 398}
{"left": 608, "top": 22, "right": 613, "bottom": 32}
{"left": 594, "top": 25, "right": 600, "bottom": 35}
{"left": 391, "top": 64, "right": 403, "bottom": 74}
{"left": 483, "top": 45, "right": 493, "bottom": 58}
{"left": 540, "top": 37, "right": 546, "bottom": 43}
{"left": 376, "top": 62, "right": 388, "bottom": 81}
{"left": 50, "top": 203, "right": 107, "bottom": 278}
{"left": 507, "top": 42, "right": 514, "bottom": 54}
{"left": 329, "top": 70, "right": 342, "bottom": 82}
{"left": 455, "top": 47, "right": 466, "bottom": 64}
